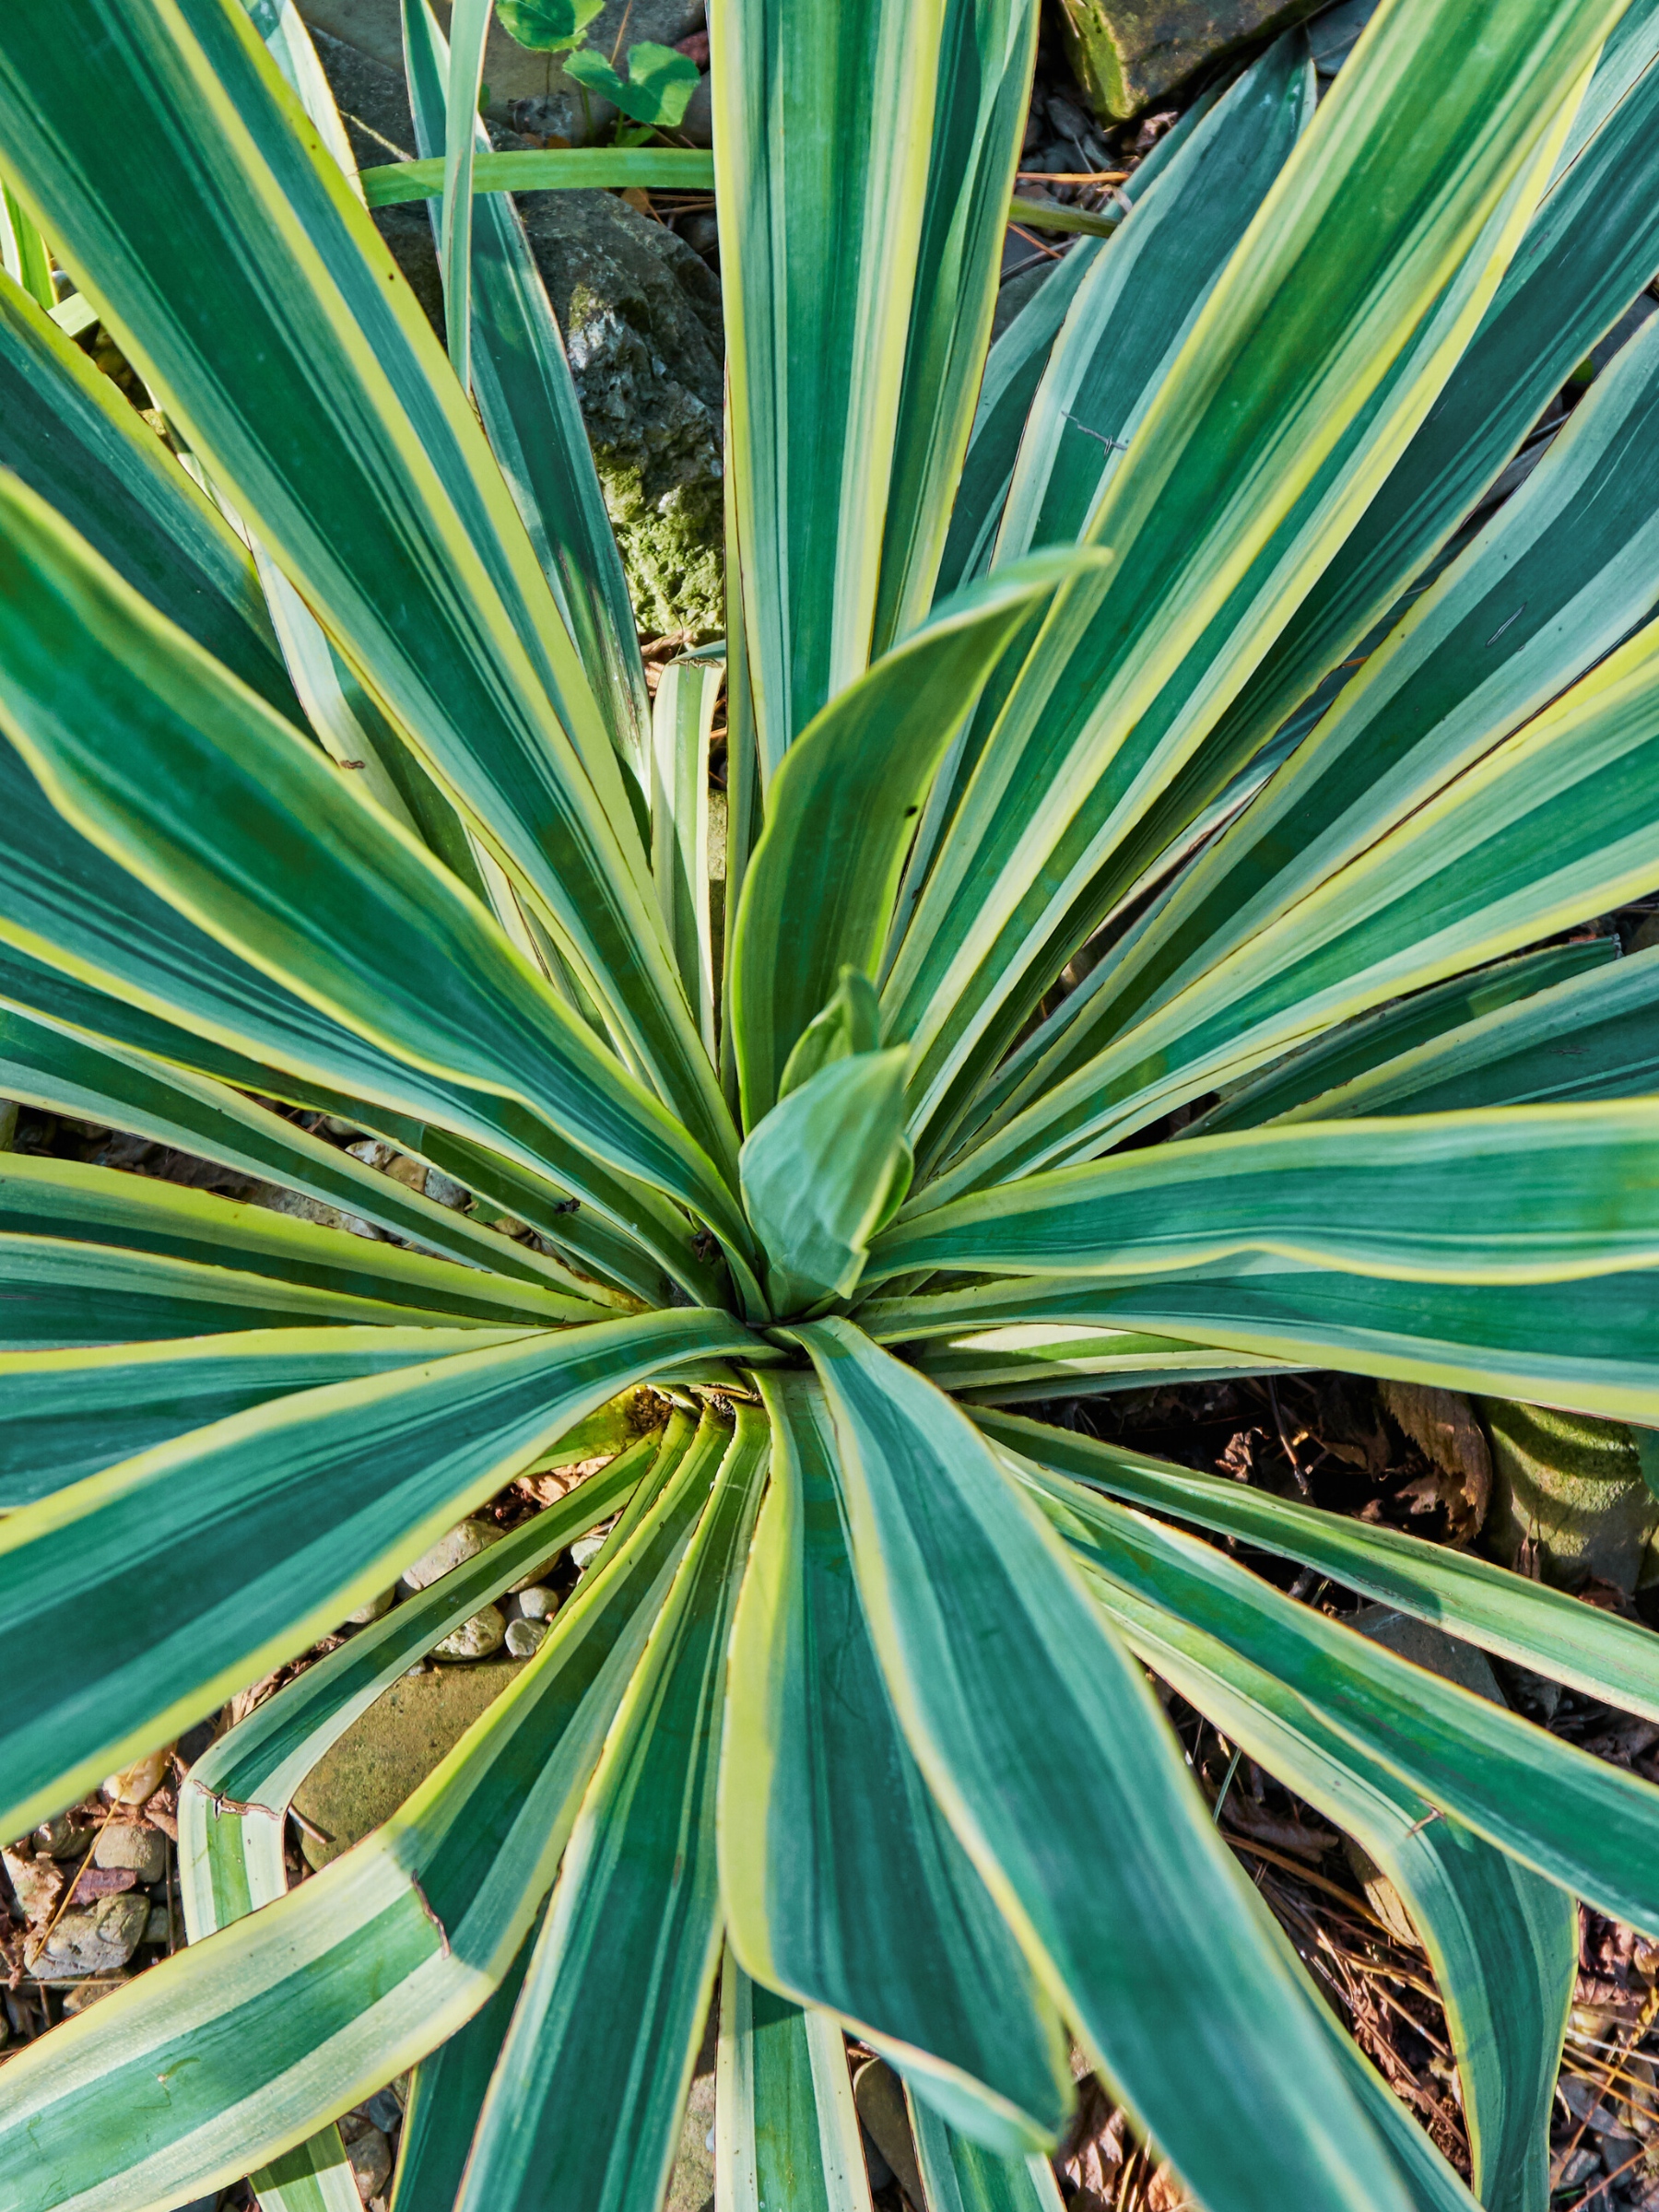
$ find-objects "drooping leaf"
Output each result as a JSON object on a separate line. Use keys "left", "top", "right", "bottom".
{"left": 794, "top": 1321, "right": 1418, "bottom": 2212}
{"left": 494, "top": 0, "right": 604, "bottom": 53}
{"left": 0, "top": 1420, "right": 725, "bottom": 2208}
{"left": 0, "top": 1306, "right": 754, "bottom": 1836}
{"left": 722, "top": 1371, "right": 1073, "bottom": 2148}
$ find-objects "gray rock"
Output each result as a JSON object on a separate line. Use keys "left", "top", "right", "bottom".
{"left": 346, "top": 1588, "right": 397, "bottom": 1627}
{"left": 505, "top": 1617, "right": 547, "bottom": 1658}
{"left": 256, "top": 1186, "right": 380, "bottom": 1241}
{"left": 571, "top": 1529, "right": 609, "bottom": 1572}
{"left": 308, "top": 28, "right": 724, "bottom": 639}
{"left": 93, "top": 1823, "right": 168, "bottom": 1885}
{"left": 516, "top": 1583, "right": 561, "bottom": 1620}
{"left": 401, "top": 1516, "right": 502, "bottom": 1591}
{"left": 425, "top": 1167, "right": 470, "bottom": 1211}
{"left": 515, "top": 185, "right": 724, "bottom": 634}
{"left": 293, "top": 1660, "right": 522, "bottom": 1868}
{"left": 342, "top": 2120, "right": 392, "bottom": 2202}
{"left": 144, "top": 1902, "right": 173, "bottom": 1946}
{"left": 362, "top": 2085, "right": 405, "bottom": 2133}
{"left": 853, "top": 2059, "right": 924, "bottom": 2207}
{"left": 432, "top": 1603, "right": 506, "bottom": 1662}
{"left": 36, "top": 1892, "right": 150, "bottom": 1981}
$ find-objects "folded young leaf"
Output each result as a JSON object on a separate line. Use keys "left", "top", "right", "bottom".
{"left": 741, "top": 1051, "right": 912, "bottom": 1312}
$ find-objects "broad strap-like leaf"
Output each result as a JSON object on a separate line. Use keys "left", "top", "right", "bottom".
{"left": 0, "top": 472, "right": 762, "bottom": 1296}
{"left": 0, "top": 1328, "right": 493, "bottom": 1507}
{"left": 1061, "top": 1560, "right": 1573, "bottom": 2212}
{"left": 437, "top": 0, "right": 490, "bottom": 382}
{"left": 995, "top": 30, "right": 1313, "bottom": 565}
{"left": 715, "top": 1959, "right": 874, "bottom": 2212}
{"left": 1270, "top": 940, "right": 1659, "bottom": 1121}
{"left": 1207, "top": 0, "right": 1659, "bottom": 810}
{"left": 1189, "top": 941, "right": 1615, "bottom": 1135}
{"left": 0, "top": 1150, "right": 596, "bottom": 1328}
{"left": 722, "top": 1371, "right": 1073, "bottom": 2148}
{"left": 906, "top": 2085, "right": 1068, "bottom": 2212}
{"left": 882, "top": 0, "right": 1606, "bottom": 1139}
{"left": 1026, "top": 1466, "right": 1659, "bottom": 1935}
{"left": 1034, "top": 306, "right": 1659, "bottom": 1097}
{"left": 875, "top": 1101, "right": 1659, "bottom": 1288}
{"left": 400, "top": 0, "right": 652, "bottom": 778}
{"left": 978, "top": 1409, "right": 1659, "bottom": 1729}
{"left": 0, "top": 1002, "right": 613, "bottom": 1304}
{"left": 389, "top": 1935, "right": 535, "bottom": 2212}
{"left": 179, "top": 1430, "right": 665, "bottom": 1932}
{"left": 930, "top": 81, "right": 1223, "bottom": 605}
{"left": 915, "top": 1323, "right": 1293, "bottom": 1403}
{"left": 711, "top": 0, "right": 945, "bottom": 776}
{"left": 872, "top": 1263, "right": 1659, "bottom": 1428}
{"left": 730, "top": 553, "right": 1103, "bottom": 1122}
{"left": 0, "top": 1418, "right": 726, "bottom": 2210}
{"left": 0, "top": 267, "right": 300, "bottom": 723}
{"left": 0, "top": 1306, "right": 756, "bottom": 1837}
{"left": 0, "top": 914, "right": 712, "bottom": 1308}
{"left": 454, "top": 1408, "right": 770, "bottom": 2212}
{"left": 930, "top": 616, "right": 1659, "bottom": 1190}
{"left": 868, "top": 0, "right": 1037, "bottom": 651}
{"left": 0, "top": 0, "right": 736, "bottom": 1163}
{"left": 794, "top": 1319, "right": 1417, "bottom": 2212}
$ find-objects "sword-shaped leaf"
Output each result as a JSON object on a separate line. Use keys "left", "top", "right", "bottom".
{"left": 0, "top": 1420, "right": 724, "bottom": 2210}
{"left": 0, "top": 1305, "right": 753, "bottom": 1835}
{"left": 794, "top": 1320, "right": 1418, "bottom": 2212}
{"left": 454, "top": 1407, "right": 769, "bottom": 2212}
{"left": 722, "top": 1372, "right": 1072, "bottom": 2148}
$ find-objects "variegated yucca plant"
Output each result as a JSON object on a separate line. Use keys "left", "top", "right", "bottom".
{"left": 6, "top": 0, "right": 1659, "bottom": 2206}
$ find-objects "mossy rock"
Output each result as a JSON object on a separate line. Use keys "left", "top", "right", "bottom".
{"left": 1055, "top": 0, "right": 1324, "bottom": 119}
{"left": 293, "top": 1660, "right": 522, "bottom": 1869}
{"left": 1478, "top": 1400, "right": 1659, "bottom": 1594}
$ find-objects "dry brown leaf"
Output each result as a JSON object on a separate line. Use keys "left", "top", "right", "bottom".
{"left": 1381, "top": 1381, "right": 1492, "bottom": 1543}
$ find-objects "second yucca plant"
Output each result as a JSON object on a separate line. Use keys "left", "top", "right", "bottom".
{"left": 3, "top": 0, "right": 1659, "bottom": 2208}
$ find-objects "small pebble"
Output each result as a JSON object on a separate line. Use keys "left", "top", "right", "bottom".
{"left": 432, "top": 1605, "right": 505, "bottom": 1662}
{"left": 505, "top": 1618, "right": 547, "bottom": 1659}
{"left": 345, "top": 2124, "right": 392, "bottom": 2203}
{"left": 425, "top": 1168, "right": 469, "bottom": 1210}
{"left": 94, "top": 1823, "right": 167, "bottom": 1885}
{"left": 345, "top": 1589, "right": 396, "bottom": 1627}
{"left": 516, "top": 1585, "right": 560, "bottom": 1621}
{"left": 36, "top": 1893, "right": 149, "bottom": 1979}
{"left": 144, "top": 1902, "right": 172, "bottom": 1946}
{"left": 402, "top": 1518, "right": 501, "bottom": 1592}
{"left": 32, "top": 1815, "right": 83, "bottom": 1861}
{"left": 362, "top": 2086, "right": 403, "bottom": 2133}
{"left": 570, "top": 1532, "right": 607, "bottom": 1572}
